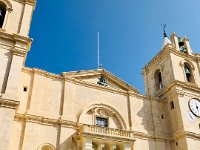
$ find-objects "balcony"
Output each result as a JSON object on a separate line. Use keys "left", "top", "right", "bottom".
{"left": 79, "top": 124, "right": 135, "bottom": 141}
{"left": 74, "top": 125, "right": 135, "bottom": 150}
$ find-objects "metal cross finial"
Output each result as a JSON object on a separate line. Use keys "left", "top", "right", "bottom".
{"left": 161, "top": 24, "right": 167, "bottom": 37}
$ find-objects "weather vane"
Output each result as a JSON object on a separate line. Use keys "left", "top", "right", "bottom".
{"left": 161, "top": 24, "right": 167, "bottom": 37}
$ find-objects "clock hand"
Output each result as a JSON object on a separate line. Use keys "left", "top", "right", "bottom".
{"left": 195, "top": 101, "right": 199, "bottom": 110}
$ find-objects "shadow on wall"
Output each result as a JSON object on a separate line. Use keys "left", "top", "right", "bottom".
{"left": 1, "top": 51, "right": 12, "bottom": 94}
{"left": 137, "top": 98, "right": 155, "bottom": 150}
{"left": 59, "top": 135, "right": 77, "bottom": 150}
{"left": 137, "top": 98, "right": 173, "bottom": 150}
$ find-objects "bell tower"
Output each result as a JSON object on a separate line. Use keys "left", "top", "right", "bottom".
{"left": 0, "top": 0, "right": 36, "bottom": 99}
{"left": 143, "top": 32, "right": 200, "bottom": 150}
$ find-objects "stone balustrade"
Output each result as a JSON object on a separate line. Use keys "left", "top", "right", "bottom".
{"left": 80, "top": 125, "right": 134, "bottom": 139}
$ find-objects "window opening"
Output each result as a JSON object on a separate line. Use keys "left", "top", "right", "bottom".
{"left": 41, "top": 145, "right": 54, "bottom": 150}
{"left": 170, "top": 101, "right": 175, "bottom": 109}
{"left": 154, "top": 70, "right": 163, "bottom": 91}
{"left": 23, "top": 86, "right": 28, "bottom": 92}
{"left": 184, "top": 63, "right": 194, "bottom": 83}
{"left": 0, "top": 2, "right": 6, "bottom": 28}
{"left": 184, "top": 66, "right": 191, "bottom": 82}
{"left": 178, "top": 37, "right": 188, "bottom": 54}
{"left": 96, "top": 117, "right": 108, "bottom": 127}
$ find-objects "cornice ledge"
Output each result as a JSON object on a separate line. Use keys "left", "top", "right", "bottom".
{"left": 128, "top": 91, "right": 149, "bottom": 100}
{"left": 65, "top": 77, "right": 129, "bottom": 96}
{"left": 22, "top": 67, "right": 63, "bottom": 80}
{"left": 170, "top": 48, "right": 197, "bottom": 61}
{"left": 0, "top": 98, "right": 19, "bottom": 109}
{"left": 175, "top": 80, "right": 200, "bottom": 92}
{"left": 13, "top": 34, "right": 32, "bottom": 43}
{"left": 14, "top": 113, "right": 77, "bottom": 128}
{"left": 63, "top": 69, "right": 139, "bottom": 93}
{"left": 0, "top": 32, "right": 32, "bottom": 43}
{"left": 11, "top": 47, "right": 27, "bottom": 56}
{"left": 100, "top": 69, "right": 139, "bottom": 93}
{"left": 0, "top": 32, "right": 32, "bottom": 54}
{"left": 156, "top": 80, "right": 199, "bottom": 97}
{"left": 185, "top": 131, "right": 200, "bottom": 140}
{"left": 192, "top": 53, "right": 200, "bottom": 59}
{"left": 13, "top": 0, "right": 36, "bottom": 6}
{"left": 143, "top": 44, "right": 172, "bottom": 73}
{"left": 22, "top": 67, "right": 135, "bottom": 95}
{"left": 132, "top": 130, "right": 171, "bottom": 141}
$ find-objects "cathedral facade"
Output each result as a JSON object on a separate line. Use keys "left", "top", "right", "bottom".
{"left": 0, "top": 0, "right": 200, "bottom": 150}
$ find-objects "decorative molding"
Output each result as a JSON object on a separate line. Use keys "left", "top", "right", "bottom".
{"left": 22, "top": 67, "right": 63, "bottom": 80}
{"left": 76, "top": 125, "right": 173, "bottom": 144}
{"left": 22, "top": 67, "right": 162, "bottom": 103}
{"left": 77, "top": 103, "right": 127, "bottom": 130}
{"left": 0, "top": 32, "right": 32, "bottom": 56}
{"left": 14, "top": 113, "right": 176, "bottom": 142}
{"left": 0, "top": 0, "right": 13, "bottom": 11}
{"left": 13, "top": 0, "right": 36, "bottom": 7}
{"left": 0, "top": 98, "right": 19, "bottom": 109}
{"left": 143, "top": 44, "right": 199, "bottom": 74}
{"left": 14, "top": 113, "right": 77, "bottom": 129}
{"left": 62, "top": 69, "right": 139, "bottom": 93}
{"left": 179, "top": 59, "right": 195, "bottom": 70}
{"left": 185, "top": 131, "right": 200, "bottom": 140}
{"left": 156, "top": 80, "right": 200, "bottom": 98}
{"left": 78, "top": 124, "right": 136, "bottom": 143}
{"left": 143, "top": 44, "right": 171, "bottom": 74}
{"left": 22, "top": 67, "right": 144, "bottom": 97}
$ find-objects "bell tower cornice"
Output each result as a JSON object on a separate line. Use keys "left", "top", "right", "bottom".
{"left": 143, "top": 45, "right": 199, "bottom": 75}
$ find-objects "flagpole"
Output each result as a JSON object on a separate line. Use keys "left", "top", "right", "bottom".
{"left": 97, "top": 32, "right": 100, "bottom": 68}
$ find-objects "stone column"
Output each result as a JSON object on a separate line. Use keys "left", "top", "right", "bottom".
{"left": 124, "top": 144, "right": 132, "bottom": 150}
{"left": 118, "top": 143, "right": 132, "bottom": 150}
{"left": 81, "top": 138, "right": 93, "bottom": 150}
{"left": 96, "top": 143, "right": 105, "bottom": 150}
{"left": 105, "top": 143, "right": 116, "bottom": 150}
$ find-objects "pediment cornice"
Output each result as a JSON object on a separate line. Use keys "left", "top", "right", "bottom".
{"left": 62, "top": 69, "right": 139, "bottom": 93}
{"left": 23, "top": 67, "right": 144, "bottom": 97}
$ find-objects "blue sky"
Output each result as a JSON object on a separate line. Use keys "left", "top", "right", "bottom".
{"left": 26, "top": 0, "right": 200, "bottom": 94}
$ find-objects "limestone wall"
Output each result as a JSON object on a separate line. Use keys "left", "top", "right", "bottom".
{"left": 0, "top": 108, "right": 15, "bottom": 150}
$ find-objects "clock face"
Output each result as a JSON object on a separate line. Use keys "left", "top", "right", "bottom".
{"left": 187, "top": 112, "right": 196, "bottom": 122}
{"left": 188, "top": 98, "right": 200, "bottom": 117}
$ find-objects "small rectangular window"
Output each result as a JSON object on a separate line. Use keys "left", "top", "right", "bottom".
{"left": 96, "top": 117, "right": 108, "bottom": 127}
{"left": 23, "top": 86, "right": 28, "bottom": 92}
{"left": 170, "top": 101, "right": 175, "bottom": 109}
{"left": 161, "top": 114, "right": 164, "bottom": 119}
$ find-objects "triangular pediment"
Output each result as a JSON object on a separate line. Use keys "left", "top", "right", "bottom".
{"left": 62, "top": 69, "right": 139, "bottom": 93}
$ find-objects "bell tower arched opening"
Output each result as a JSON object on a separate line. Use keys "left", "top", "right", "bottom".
{"left": 0, "top": 1, "right": 6, "bottom": 28}
{"left": 154, "top": 69, "right": 163, "bottom": 91}
{"left": 184, "top": 62, "right": 194, "bottom": 83}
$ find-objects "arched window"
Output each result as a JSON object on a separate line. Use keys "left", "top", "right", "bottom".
{"left": 154, "top": 69, "right": 163, "bottom": 90}
{"left": 41, "top": 145, "right": 54, "bottom": 150}
{"left": 184, "top": 62, "right": 194, "bottom": 83}
{"left": 38, "top": 144, "right": 55, "bottom": 150}
{"left": 0, "top": 1, "right": 6, "bottom": 28}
